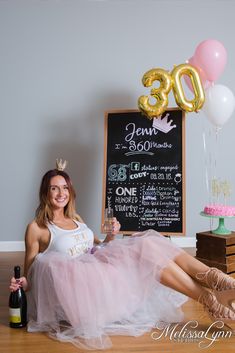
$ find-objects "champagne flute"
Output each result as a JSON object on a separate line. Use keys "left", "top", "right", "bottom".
{"left": 104, "top": 207, "right": 113, "bottom": 235}
{"left": 91, "top": 208, "right": 114, "bottom": 254}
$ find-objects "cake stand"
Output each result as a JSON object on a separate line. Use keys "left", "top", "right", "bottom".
{"left": 200, "top": 212, "right": 235, "bottom": 235}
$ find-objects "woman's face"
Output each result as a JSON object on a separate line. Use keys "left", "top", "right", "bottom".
{"left": 49, "top": 175, "right": 70, "bottom": 210}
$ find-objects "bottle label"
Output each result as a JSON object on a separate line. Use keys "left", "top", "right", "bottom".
{"left": 9, "top": 308, "right": 21, "bottom": 323}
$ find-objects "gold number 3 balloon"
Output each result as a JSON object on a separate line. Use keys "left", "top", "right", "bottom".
{"left": 138, "top": 68, "right": 172, "bottom": 119}
{"left": 138, "top": 64, "right": 205, "bottom": 119}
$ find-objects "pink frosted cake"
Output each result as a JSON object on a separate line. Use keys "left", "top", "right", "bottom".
{"left": 204, "top": 204, "right": 235, "bottom": 216}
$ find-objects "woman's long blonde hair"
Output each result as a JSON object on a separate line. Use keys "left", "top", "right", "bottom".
{"left": 35, "top": 169, "right": 82, "bottom": 228}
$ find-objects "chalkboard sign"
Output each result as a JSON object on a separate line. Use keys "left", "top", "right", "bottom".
{"left": 102, "top": 109, "right": 185, "bottom": 235}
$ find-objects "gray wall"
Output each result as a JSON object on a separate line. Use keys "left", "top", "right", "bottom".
{"left": 1, "top": 0, "right": 235, "bottom": 242}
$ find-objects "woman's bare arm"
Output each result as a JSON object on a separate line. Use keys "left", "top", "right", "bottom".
{"left": 10, "top": 222, "right": 40, "bottom": 292}
{"left": 23, "top": 222, "right": 40, "bottom": 278}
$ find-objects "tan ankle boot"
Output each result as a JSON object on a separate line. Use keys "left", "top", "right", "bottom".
{"left": 199, "top": 290, "right": 235, "bottom": 322}
{"left": 196, "top": 267, "right": 235, "bottom": 312}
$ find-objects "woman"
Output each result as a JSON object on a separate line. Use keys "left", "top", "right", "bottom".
{"left": 10, "top": 161, "right": 235, "bottom": 350}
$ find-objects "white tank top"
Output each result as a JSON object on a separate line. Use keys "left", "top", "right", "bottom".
{"left": 45, "top": 221, "right": 94, "bottom": 258}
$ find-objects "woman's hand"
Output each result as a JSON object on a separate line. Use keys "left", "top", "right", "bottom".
{"left": 111, "top": 217, "right": 121, "bottom": 235}
{"left": 9, "top": 276, "right": 28, "bottom": 292}
{"left": 103, "top": 217, "right": 121, "bottom": 243}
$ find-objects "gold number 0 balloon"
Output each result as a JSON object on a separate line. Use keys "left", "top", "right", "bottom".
{"left": 171, "top": 64, "right": 205, "bottom": 112}
{"left": 138, "top": 68, "right": 172, "bottom": 119}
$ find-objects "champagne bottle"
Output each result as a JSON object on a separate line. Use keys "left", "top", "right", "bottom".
{"left": 9, "top": 266, "right": 27, "bottom": 328}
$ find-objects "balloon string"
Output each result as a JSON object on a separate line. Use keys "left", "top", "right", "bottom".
{"left": 214, "top": 126, "right": 220, "bottom": 204}
{"left": 202, "top": 131, "right": 210, "bottom": 201}
{"left": 209, "top": 127, "right": 214, "bottom": 231}
{"left": 202, "top": 119, "right": 214, "bottom": 232}
{"left": 202, "top": 121, "right": 222, "bottom": 231}
{"left": 206, "top": 125, "right": 215, "bottom": 231}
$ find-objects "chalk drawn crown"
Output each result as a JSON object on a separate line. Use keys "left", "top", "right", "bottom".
{"left": 153, "top": 113, "right": 176, "bottom": 134}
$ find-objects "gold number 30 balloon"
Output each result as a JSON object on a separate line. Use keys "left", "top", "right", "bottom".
{"left": 138, "top": 64, "right": 205, "bottom": 119}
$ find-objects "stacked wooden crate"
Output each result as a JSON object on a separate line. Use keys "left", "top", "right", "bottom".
{"left": 196, "top": 231, "right": 235, "bottom": 278}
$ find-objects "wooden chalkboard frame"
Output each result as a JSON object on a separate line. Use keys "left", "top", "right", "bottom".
{"left": 101, "top": 108, "right": 186, "bottom": 236}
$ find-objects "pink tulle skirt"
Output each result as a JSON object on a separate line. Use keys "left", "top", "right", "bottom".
{"left": 27, "top": 230, "right": 188, "bottom": 350}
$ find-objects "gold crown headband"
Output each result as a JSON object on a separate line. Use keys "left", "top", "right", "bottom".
{"left": 56, "top": 158, "right": 68, "bottom": 171}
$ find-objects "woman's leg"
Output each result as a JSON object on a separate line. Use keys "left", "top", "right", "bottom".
{"left": 160, "top": 260, "right": 235, "bottom": 321}
{"left": 174, "top": 251, "right": 235, "bottom": 291}
{"left": 169, "top": 250, "right": 235, "bottom": 316}
{"left": 160, "top": 260, "right": 207, "bottom": 300}
{"left": 173, "top": 251, "right": 210, "bottom": 280}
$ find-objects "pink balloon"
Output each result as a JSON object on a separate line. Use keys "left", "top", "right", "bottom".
{"left": 193, "top": 39, "right": 227, "bottom": 82}
{"left": 184, "top": 57, "right": 211, "bottom": 92}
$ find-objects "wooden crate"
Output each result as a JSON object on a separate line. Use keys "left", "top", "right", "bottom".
{"left": 196, "top": 231, "right": 235, "bottom": 277}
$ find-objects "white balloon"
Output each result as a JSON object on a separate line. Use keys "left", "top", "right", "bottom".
{"left": 203, "top": 84, "right": 235, "bottom": 127}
